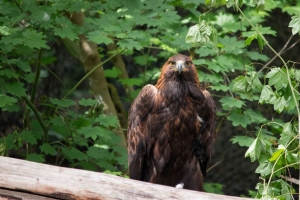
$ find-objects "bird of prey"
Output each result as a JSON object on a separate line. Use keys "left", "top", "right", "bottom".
{"left": 127, "top": 54, "right": 216, "bottom": 191}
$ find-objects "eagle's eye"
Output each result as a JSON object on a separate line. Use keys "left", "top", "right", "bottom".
{"left": 186, "top": 61, "right": 192, "bottom": 66}
{"left": 168, "top": 61, "right": 176, "bottom": 65}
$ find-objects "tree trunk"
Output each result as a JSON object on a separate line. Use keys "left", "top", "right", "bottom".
{"left": 67, "top": 12, "right": 126, "bottom": 147}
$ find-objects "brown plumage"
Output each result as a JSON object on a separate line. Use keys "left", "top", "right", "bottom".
{"left": 127, "top": 54, "right": 216, "bottom": 191}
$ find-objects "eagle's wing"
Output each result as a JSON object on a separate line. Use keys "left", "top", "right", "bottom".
{"left": 127, "top": 84, "right": 157, "bottom": 180}
{"left": 194, "top": 89, "right": 216, "bottom": 176}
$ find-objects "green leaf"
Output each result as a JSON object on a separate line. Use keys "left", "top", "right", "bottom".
{"left": 257, "top": 34, "right": 265, "bottom": 52}
{"left": 211, "top": 85, "right": 229, "bottom": 92}
{"left": 119, "top": 78, "right": 143, "bottom": 86}
{"left": 244, "top": 109, "right": 267, "bottom": 123}
{"left": 2, "top": 104, "right": 20, "bottom": 112}
{"left": 87, "top": 31, "right": 113, "bottom": 45}
{"left": 53, "top": 17, "right": 78, "bottom": 40}
{"left": 20, "top": 130, "right": 37, "bottom": 145}
{"left": 255, "top": 0, "right": 265, "bottom": 13}
{"left": 220, "top": 97, "right": 245, "bottom": 109}
{"left": 259, "top": 85, "right": 273, "bottom": 104}
{"left": 0, "top": 69, "right": 18, "bottom": 78}
{"left": 61, "top": 147, "right": 88, "bottom": 161}
{"left": 86, "top": 146, "right": 106, "bottom": 160}
{"left": 185, "top": 20, "right": 217, "bottom": 47}
{"left": 49, "top": 116, "right": 70, "bottom": 138}
{"left": 134, "top": 55, "right": 157, "bottom": 66}
{"left": 294, "top": 69, "right": 300, "bottom": 81}
{"left": 26, "top": 153, "right": 45, "bottom": 163}
{"left": 49, "top": 98, "right": 76, "bottom": 108}
{"left": 246, "top": 51, "right": 269, "bottom": 62}
{"left": 95, "top": 115, "right": 119, "bottom": 128}
{"left": 17, "top": 61, "right": 31, "bottom": 72}
{"left": 78, "top": 98, "right": 98, "bottom": 106}
{"left": 230, "top": 136, "right": 254, "bottom": 147}
{"left": 54, "top": 27, "right": 78, "bottom": 41}
{"left": 288, "top": 14, "right": 300, "bottom": 35}
{"left": 0, "top": 138, "right": 6, "bottom": 156}
{"left": 117, "top": 39, "right": 143, "bottom": 51}
{"left": 245, "top": 34, "right": 256, "bottom": 46}
{"left": 104, "top": 67, "right": 121, "bottom": 78}
{"left": 77, "top": 126, "right": 112, "bottom": 141}
{"left": 255, "top": 161, "right": 272, "bottom": 176}
{"left": 278, "top": 123, "right": 295, "bottom": 146}
{"left": 22, "top": 29, "right": 49, "bottom": 49}
{"left": 244, "top": 26, "right": 277, "bottom": 37}
{"left": 208, "top": 0, "right": 226, "bottom": 7}
{"left": 232, "top": 76, "right": 247, "bottom": 93}
{"left": 103, "top": 170, "right": 123, "bottom": 176}
{"left": 204, "top": 183, "right": 224, "bottom": 195}
{"left": 6, "top": 82, "right": 27, "bottom": 97}
{"left": 266, "top": 68, "right": 288, "bottom": 90}
{"left": 245, "top": 138, "right": 262, "bottom": 162}
{"left": 40, "top": 143, "right": 56, "bottom": 156}
{"left": 246, "top": 71, "right": 263, "bottom": 91}
{"left": 72, "top": 116, "right": 91, "bottom": 129}
{"left": 272, "top": 96, "right": 288, "bottom": 113}
{"left": 228, "top": 109, "right": 251, "bottom": 128}
{"left": 269, "top": 149, "right": 284, "bottom": 162}
{"left": 219, "top": 36, "right": 245, "bottom": 54}
{"left": 0, "top": 26, "right": 11, "bottom": 35}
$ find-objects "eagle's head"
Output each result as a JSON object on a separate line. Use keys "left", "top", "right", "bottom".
{"left": 167, "top": 54, "right": 192, "bottom": 74}
{"left": 158, "top": 54, "right": 199, "bottom": 84}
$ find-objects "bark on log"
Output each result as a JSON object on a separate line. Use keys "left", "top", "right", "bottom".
{"left": 0, "top": 188, "right": 56, "bottom": 200}
{"left": 0, "top": 156, "right": 251, "bottom": 200}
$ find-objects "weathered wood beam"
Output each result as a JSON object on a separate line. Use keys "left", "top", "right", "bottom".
{"left": 0, "top": 188, "right": 56, "bottom": 200}
{"left": 0, "top": 156, "right": 251, "bottom": 200}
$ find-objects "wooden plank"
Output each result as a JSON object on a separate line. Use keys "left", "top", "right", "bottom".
{"left": 0, "top": 156, "right": 251, "bottom": 200}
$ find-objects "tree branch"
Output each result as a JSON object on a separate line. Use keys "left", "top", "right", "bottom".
{"left": 23, "top": 96, "right": 48, "bottom": 142}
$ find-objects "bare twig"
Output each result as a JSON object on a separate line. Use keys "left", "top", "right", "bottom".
{"left": 281, "top": 175, "right": 299, "bottom": 185}
{"left": 258, "top": 34, "right": 293, "bottom": 73}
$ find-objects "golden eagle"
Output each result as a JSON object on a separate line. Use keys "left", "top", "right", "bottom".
{"left": 127, "top": 54, "right": 216, "bottom": 191}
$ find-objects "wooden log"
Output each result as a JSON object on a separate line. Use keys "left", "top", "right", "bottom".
{"left": 0, "top": 156, "right": 251, "bottom": 200}
{"left": 0, "top": 188, "right": 56, "bottom": 200}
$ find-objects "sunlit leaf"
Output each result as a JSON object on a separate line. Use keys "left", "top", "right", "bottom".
{"left": 245, "top": 138, "right": 262, "bottom": 162}
{"left": 255, "top": 0, "right": 265, "bottom": 13}
{"left": 288, "top": 14, "right": 300, "bottom": 35}
{"left": 259, "top": 85, "right": 273, "bottom": 104}
{"left": 269, "top": 149, "right": 284, "bottom": 161}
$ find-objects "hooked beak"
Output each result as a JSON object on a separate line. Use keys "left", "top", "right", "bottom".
{"left": 176, "top": 60, "right": 185, "bottom": 74}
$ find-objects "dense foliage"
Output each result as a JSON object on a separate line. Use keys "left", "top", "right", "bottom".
{"left": 0, "top": 0, "right": 299, "bottom": 198}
